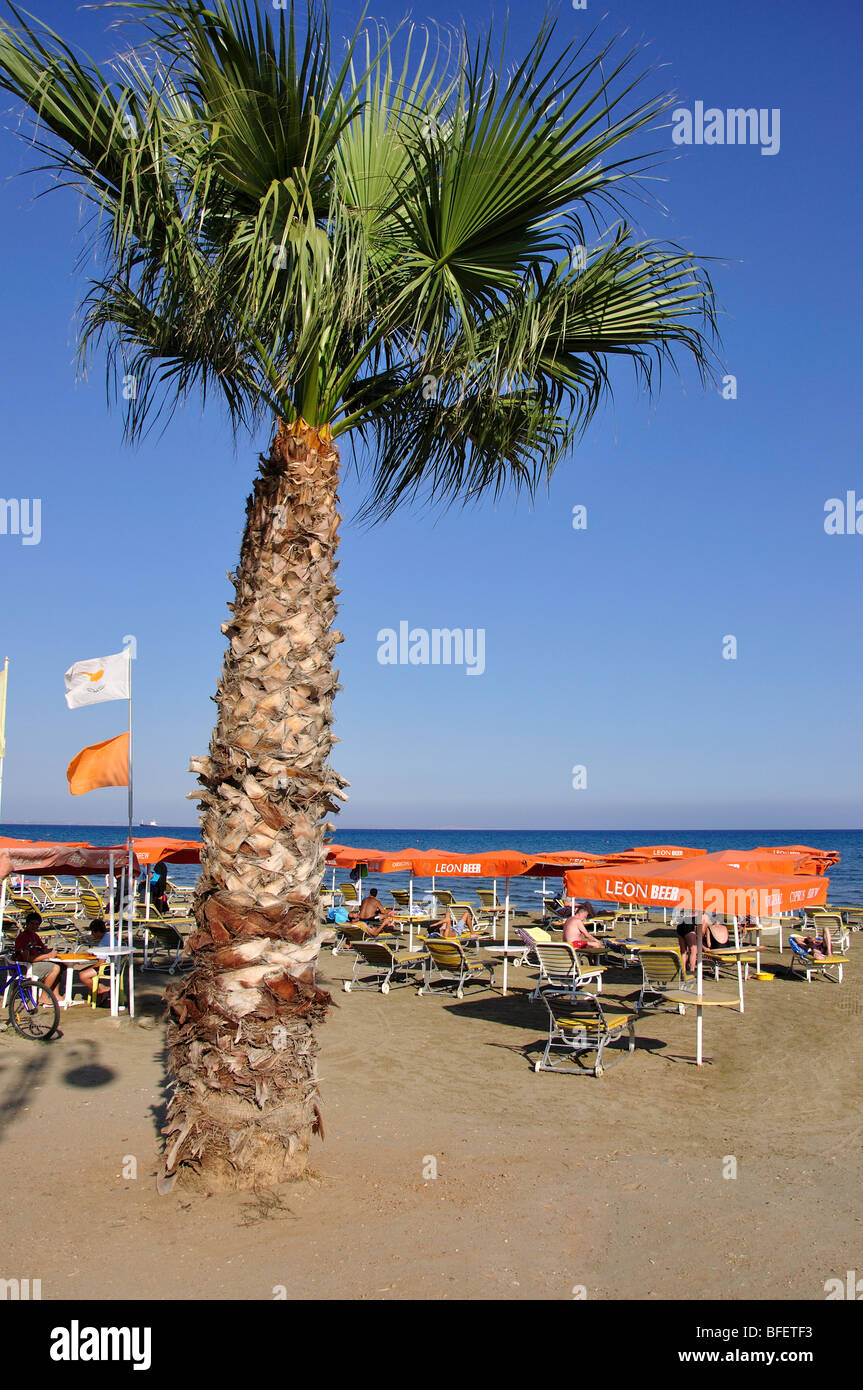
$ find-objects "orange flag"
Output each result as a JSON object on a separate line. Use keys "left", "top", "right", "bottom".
{"left": 67, "top": 732, "right": 129, "bottom": 795}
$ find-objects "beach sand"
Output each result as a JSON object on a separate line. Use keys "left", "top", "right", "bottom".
{"left": 1, "top": 933, "right": 860, "bottom": 1301}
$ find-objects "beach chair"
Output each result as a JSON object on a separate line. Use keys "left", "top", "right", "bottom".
{"left": 342, "top": 940, "right": 426, "bottom": 994}
{"left": 141, "top": 920, "right": 188, "bottom": 973}
{"left": 610, "top": 908, "right": 646, "bottom": 936}
{"left": 741, "top": 914, "right": 785, "bottom": 953}
{"left": 801, "top": 911, "right": 849, "bottom": 954}
{"left": 528, "top": 942, "right": 605, "bottom": 1000}
{"left": 338, "top": 882, "right": 360, "bottom": 905}
{"left": 418, "top": 938, "right": 495, "bottom": 998}
{"left": 788, "top": 935, "right": 849, "bottom": 984}
{"left": 75, "top": 885, "right": 108, "bottom": 923}
{"left": 534, "top": 992, "right": 637, "bottom": 1077}
{"left": 446, "top": 903, "right": 494, "bottom": 940}
{"left": 7, "top": 892, "right": 73, "bottom": 927}
{"left": 75, "top": 876, "right": 108, "bottom": 903}
{"left": 89, "top": 955, "right": 129, "bottom": 1009}
{"left": 833, "top": 905, "right": 863, "bottom": 932}
{"left": 476, "top": 888, "right": 500, "bottom": 910}
{"left": 166, "top": 879, "right": 195, "bottom": 908}
{"left": 635, "top": 947, "right": 690, "bottom": 1013}
{"left": 515, "top": 925, "right": 552, "bottom": 968}
{"left": 331, "top": 922, "right": 395, "bottom": 956}
{"left": 389, "top": 889, "right": 411, "bottom": 910}
{"left": 431, "top": 889, "right": 456, "bottom": 912}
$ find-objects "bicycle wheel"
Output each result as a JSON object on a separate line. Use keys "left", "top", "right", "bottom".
{"left": 8, "top": 978, "right": 59, "bottom": 1040}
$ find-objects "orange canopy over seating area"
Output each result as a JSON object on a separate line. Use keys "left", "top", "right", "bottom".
{"left": 0, "top": 843, "right": 140, "bottom": 880}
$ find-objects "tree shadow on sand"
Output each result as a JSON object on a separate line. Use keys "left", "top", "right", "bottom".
{"left": 0, "top": 1039, "right": 58, "bottom": 1143}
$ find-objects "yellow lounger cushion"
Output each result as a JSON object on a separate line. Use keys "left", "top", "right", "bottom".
{"left": 556, "top": 1012, "right": 631, "bottom": 1031}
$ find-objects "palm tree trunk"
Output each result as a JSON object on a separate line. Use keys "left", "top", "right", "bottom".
{"left": 160, "top": 419, "right": 347, "bottom": 1192}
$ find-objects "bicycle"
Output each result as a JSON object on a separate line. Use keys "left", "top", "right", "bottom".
{"left": 0, "top": 957, "right": 60, "bottom": 1040}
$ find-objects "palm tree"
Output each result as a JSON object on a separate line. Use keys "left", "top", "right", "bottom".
{"left": 0, "top": 0, "right": 717, "bottom": 1189}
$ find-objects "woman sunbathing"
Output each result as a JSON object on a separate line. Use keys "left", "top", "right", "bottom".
{"left": 800, "top": 922, "right": 834, "bottom": 959}
{"left": 428, "top": 909, "right": 475, "bottom": 939}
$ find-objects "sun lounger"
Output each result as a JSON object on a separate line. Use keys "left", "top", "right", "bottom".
{"left": 7, "top": 892, "right": 73, "bottom": 926}
{"left": 141, "top": 920, "right": 188, "bottom": 973}
{"left": 831, "top": 904, "right": 863, "bottom": 932}
{"left": 418, "top": 938, "right": 495, "bottom": 998}
{"left": 534, "top": 992, "right": 637, "bottom": 1076}
{"left": 515, "top": 925, "right": 552, "bottom": 967}
{"left": 331, "top": 922, "right": 396, "bottom": 955}
{"left": 342, "top": 940, "right": 426, "bottom": 994}
{"left": 635, "top": 946, "right": 691, "bottom": 1013}
{"left": 801, "top": 911, "right": 849, "bottom": 955}
{"left": 528, "top": 941, "right": 605, "bottom": 1000}
{"left": 788, "top": 934, "right": 849, "bottom": 984}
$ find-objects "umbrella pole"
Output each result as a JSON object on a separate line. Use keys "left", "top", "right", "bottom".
{"left": 502, "top": 877, "right": 510, "bottom": 995}
{"left": 696, "top": 911, "right": 703, "bottom": 1066}
{"left": 108, "top": 851, "right": 115, "bottom": 950}
{"left": 408, "top": 873, "right": 415, "bottom": 951}
{"left": 0, "top": 876, "right": 6, "bottom": 949}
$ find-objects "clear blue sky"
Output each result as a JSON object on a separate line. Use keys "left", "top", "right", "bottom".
{"left": 0, "top": 0, "right": 860, "bottom": 830}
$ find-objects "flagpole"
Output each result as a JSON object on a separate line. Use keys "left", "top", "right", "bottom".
{"left": 126, "top": 647, "right": 136, "bottom": 1017}
{"left": 127, "top": 647, "right": 134, "bottom": 953}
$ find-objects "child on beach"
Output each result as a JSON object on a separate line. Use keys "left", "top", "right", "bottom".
{"left": 562, "top": 902, "right": 604, "bottom": 951}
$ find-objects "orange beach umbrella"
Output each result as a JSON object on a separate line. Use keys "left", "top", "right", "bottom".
{"left": 131, "top": 837, "right": 201, "bottom": 865}
{"left": 562, "top": 853, "right": 830, "bottom": 1067}
{"left": 562, "top": 854, "right": 829, "bottom": 917}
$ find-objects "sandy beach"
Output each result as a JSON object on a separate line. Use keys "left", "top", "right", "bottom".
{"left": 2, "top": 925, "right": 860, "bottom": 1302}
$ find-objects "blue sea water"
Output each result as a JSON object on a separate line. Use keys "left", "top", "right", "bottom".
{"left": 5, "top": 824, "right": 863, "bottom": 908}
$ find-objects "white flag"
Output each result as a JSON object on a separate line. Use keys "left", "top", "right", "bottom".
{"left": 64, "top": 651, "right": 131, "bottom": 709}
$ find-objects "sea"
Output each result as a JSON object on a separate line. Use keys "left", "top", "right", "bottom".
{"left": 5, "top": 825, "right": 863, "bottom": 909}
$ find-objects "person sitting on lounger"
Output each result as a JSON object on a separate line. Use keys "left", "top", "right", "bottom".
{"left": 800, "top": 922, "right": 834, "bottom": 960}
{"left": 351, "top": 890, "right": 400, "bottom": 936}
{"left": 427, "top": 909, "right": 475, "bottom": 939}
{"left": 357, "top": 888, "right": 384, "bottom": 921}
{"left": 561, "top": 902, "right": 604, "bottom": 951}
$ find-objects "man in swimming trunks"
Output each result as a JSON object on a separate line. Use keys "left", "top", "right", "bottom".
{"left": 561, "top": 902, "right": 604, "bottom": 951}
